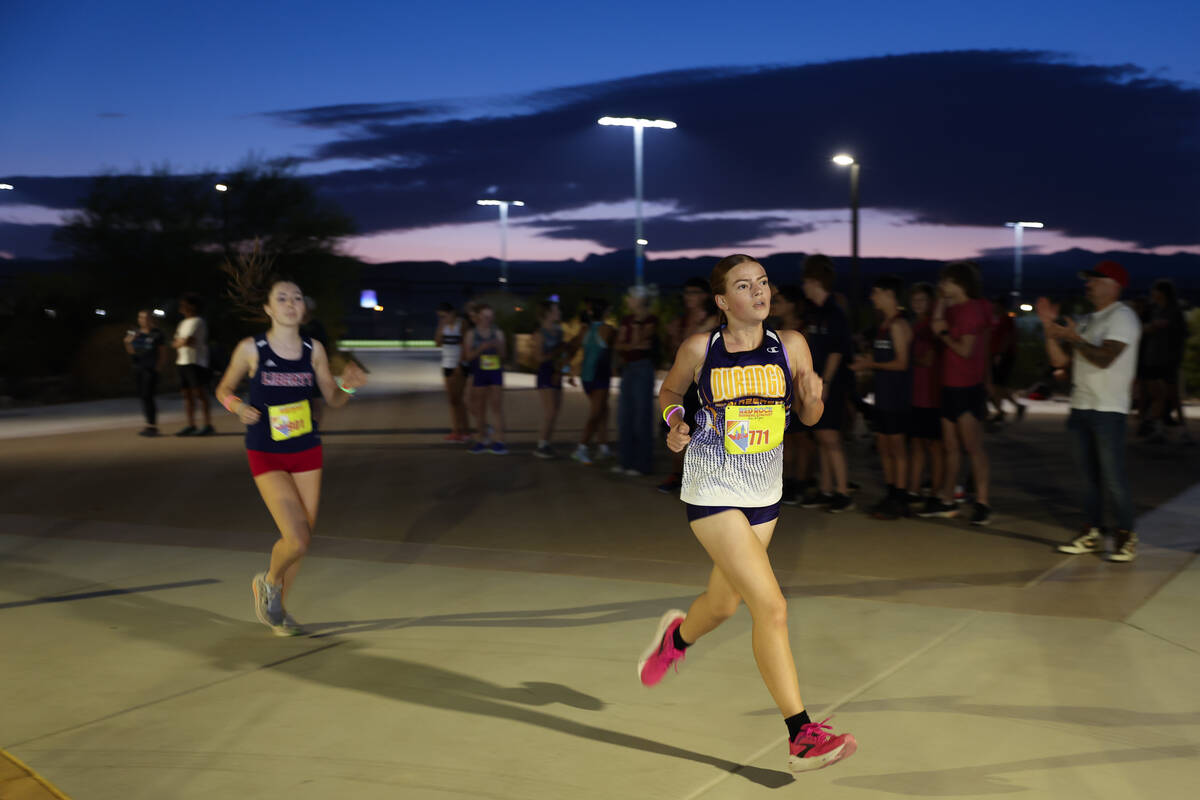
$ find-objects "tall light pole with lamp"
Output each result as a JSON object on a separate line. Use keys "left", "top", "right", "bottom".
{"left": 1004, "top": 221, "right": 1044, "bottom": 306}
{"left": 215, "top": 183, "right": 230, "bottom": 259}
{"left": 598, "top": 116, "right": 676, "bottom": 286}
{"left": 832, "top": 153, "right": 861, "bottom": 319}
{"left": 476, "top": 199, "right": 524, "bottom": 287}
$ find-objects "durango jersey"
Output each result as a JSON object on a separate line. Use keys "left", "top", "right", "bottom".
{"left": 681, "top": 326, "right": 793, "bottom": 507}
{"left": 245, "top": 336, "right": 321, "bottom": 453}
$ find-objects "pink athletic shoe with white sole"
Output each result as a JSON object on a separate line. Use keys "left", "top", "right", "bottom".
{"left": 637, "top": 609, "right": 687, "bottom": 686}
{"left": 788, "top": 718, "right": 857, "bottom": 772}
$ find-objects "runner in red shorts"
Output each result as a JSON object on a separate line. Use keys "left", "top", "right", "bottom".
{"left": 215, "top": 268, "right": 367, "bottom": 635}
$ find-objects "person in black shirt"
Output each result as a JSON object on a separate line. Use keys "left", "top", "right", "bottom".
{"left": 123, "top": 309, "right": 167, "bottom": 436}
{"left": 799, "top": 256, "right": 855, "bottom": 512}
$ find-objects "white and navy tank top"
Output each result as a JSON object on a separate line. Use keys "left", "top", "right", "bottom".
{"left": 440, "top": 319, "right": 464, "bottom": 368}
{"left": 681, "top": 327, "right": 793, "bottom": 507}
{"left": 245, "top": 336, "right": 320, "bottom": 453}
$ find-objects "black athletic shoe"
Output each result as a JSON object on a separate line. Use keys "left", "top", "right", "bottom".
{"left": 800, "top": 490, "right": 834, "bottom": 509}
{"left": 827, "top": 493, "right": 855, "bottom": 514}
{"left": 918, "top": 498, "right": 959, "bottom": 518}
{"left": 175, "top": 425, "right": 197, "bottom": 437}
{"left": 969, "top": 502, "right": 992, "bottom": 526}
{"left": 138, "top": 426, "right": 159, "bottom": 437}
{"left": 196, "top": 425, "right": 215, "bottom": 436}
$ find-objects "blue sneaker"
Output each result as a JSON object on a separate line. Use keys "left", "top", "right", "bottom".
{"left": 489, "top": 442, "right": 508, "bottom": 455}
{"left": 468, "top": 441, "right": 489, "bottom": 455}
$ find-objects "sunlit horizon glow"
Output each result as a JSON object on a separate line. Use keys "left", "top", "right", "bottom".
{"left": 343, "top": 206, "right": 1200, "bottom": 264}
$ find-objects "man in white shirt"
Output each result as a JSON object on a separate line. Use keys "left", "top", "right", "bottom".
{"left": 172, "top": 293, "right": 214, "bottom": 436}
{"left": 1036, "top": 261, "right": 1141, "bottom": 562}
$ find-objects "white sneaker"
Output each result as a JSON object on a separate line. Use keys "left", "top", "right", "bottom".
{"left": 596, "top": 444, "right": 613, "bottom": 460}
{"left": 1057, "top": 527, "right": 1102, "bottom": 554}
{"left": 571, "top": 446, "right": 592, "bottom": 465}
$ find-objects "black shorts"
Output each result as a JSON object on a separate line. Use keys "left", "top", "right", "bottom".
{"left": 177, "top": 364, "right": 210, "bottom": 389}
{"left": 810, "top": 383, "right": 846, "bottom": 431}
{"left": 909, "top": 406, "right": 943, "bottom": 440}
{"left": 1141, "top": 365, "right": 1174, "bottom": 382}
{"left": 686, "top": 502, "right": 780, "bottom": 526}
{"left": 443, "top": 366, "right": 462, "bottom": 378}
{"left": 941, "top": 384, "right": 987, "bottom": 421}
{"left": 874, "top": 408, "right": 910, "bottom": 436}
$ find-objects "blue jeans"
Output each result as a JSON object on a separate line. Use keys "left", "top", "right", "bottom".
{"left": 1067, "top": 409, "right": 1134, "bottom": 531}
{"left": 617, "top": 358, "right": 656, "bottom": 474}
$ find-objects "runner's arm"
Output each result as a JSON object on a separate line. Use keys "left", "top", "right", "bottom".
{"left": 214, "top": 338, "right": 260, "bottom": 423}
{"left": 781, "top": 330, "right": 824, "bottom": 426}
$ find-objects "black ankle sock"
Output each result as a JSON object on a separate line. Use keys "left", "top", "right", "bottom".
{"left": 785, "top": 709, "right": 812, "bottom": 740}
{"left": 672, "top": 625, "right": 691, "bottom": 651}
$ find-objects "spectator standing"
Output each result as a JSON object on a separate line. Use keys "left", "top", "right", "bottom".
{"left": 173, "top": 293, "right": 214, "bottom": 436}
{"left": 1041, "top": 261, "right": 1142, "bottom": 562}
{"left": 124, "top": 309, "right": 168, "bottom": 437}
{"left": 799, "top": 255, "right": 855, "bottom": 512}
{"left": 614, "top": 285, "right": 660, "bottom": 476}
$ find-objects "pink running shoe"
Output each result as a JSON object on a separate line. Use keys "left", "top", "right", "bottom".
{"left": 788, "top": 718, "right": 857, "bottom": 772}
{"left": 637, "top": 609, "right": 687, "bottom": 686}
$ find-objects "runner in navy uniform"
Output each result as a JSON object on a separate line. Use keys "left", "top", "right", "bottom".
{"left": 638, "top": 254, "right": 857, "bottom": 773}
{"left": 215, "top": 275, "right": 367, "bottom": 635}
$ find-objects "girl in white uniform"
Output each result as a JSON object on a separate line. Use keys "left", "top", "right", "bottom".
{"left": 638, "top": 254, "right": 857, "bottom": 773}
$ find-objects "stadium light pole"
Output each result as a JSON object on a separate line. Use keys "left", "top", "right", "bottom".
{"left": 1005, "top": 221, "right": 1044, "bottom": 305}
{"left": 598, "top": 116, "right": 677, "bottom": 286}
{"left": 832, "top": 153, "right": 861, "bottom": 320}
{"left": 477, "top": 199, "right": 525, "bottom": 287}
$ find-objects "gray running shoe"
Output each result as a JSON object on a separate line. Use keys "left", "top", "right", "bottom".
{"left": 251, "top": 572, "right": 284, "bottom": 627}
{"left": 273, "top": 613, "right": 307, "bottom": 637}
{"left": 1057, "top": 527, "right": 1102, "bottom": 554}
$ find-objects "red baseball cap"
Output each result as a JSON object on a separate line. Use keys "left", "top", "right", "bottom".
{"left": 1078, "top": 260, "right": 1129, "bottom": 289}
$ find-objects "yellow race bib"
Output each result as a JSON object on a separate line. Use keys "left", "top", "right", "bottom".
{"left": 268, "top": 399, "right": 313, "bottom": 442}
{"left": 723, "top": 404, "right": 784, "bottom": 455}
{"left": 480, "top": 354, "right": 501, "bottom": 371}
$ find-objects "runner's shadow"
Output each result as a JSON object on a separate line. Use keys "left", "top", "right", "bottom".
{"left": 5, "top": 565, "right": 792, "bottom": 788}
{"left": 271, "top": 638, "right": 793, "bottom": 789}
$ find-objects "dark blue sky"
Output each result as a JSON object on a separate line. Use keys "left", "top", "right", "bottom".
{"left": 2, "top": 0, "right": 1198, "bottom": 262}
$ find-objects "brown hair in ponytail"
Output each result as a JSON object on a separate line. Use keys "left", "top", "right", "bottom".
{"left": 220, "top": 240, "right": 296, "bottom": 322}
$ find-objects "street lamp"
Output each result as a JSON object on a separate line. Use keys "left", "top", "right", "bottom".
{"left": 832, "top": 153, "right": 861, "bottom": 319}
{"left": 0, "top": 183, "right": 13, "bottom": 191}
{"left": 598, "top": 116, "right": 677, "bottom": 286}
{"left": 476, "top": 199, "right": 525, "bottom": 286}
{"left": 1005, "top": 221, "right": 1044, "bottom": 305}
{"left": 215, "top": 183, "right": 231, "bottom": 258}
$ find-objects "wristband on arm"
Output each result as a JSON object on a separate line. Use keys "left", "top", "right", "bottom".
{"left": 335, "top": 377, "right": 357, "bottom": 395}
{"left": 662, "top": 404, "right": 683, "bottom": 426}
{"left": 221, "top": 395, "right": 241, "bottom": 414}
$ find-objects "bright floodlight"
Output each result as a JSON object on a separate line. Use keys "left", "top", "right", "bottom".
{"left": 94, "top": 308, "right": 107, "bottom": 316}
{"left": 1020, "top": 303, "right": 1034, "bottom": 312}
{"left": 153, "top": 308, "right": 166, "bottom": 317}
{"left": 1006, "top": 221, "right": 1044, "bottom": 228}
{"left": 512, "top": 201, "right": 525, "bottom": 206}
{"left": 832, "top": 154, "right": 855, "bottom": 166}
{"left": 598, "top": 116, "right": 676, "bottom": 129}
{"left": 215, "top": 184, "right": 228, "bottom": 192}
{"left": 636, "top": 238, "right": 649, "bottom": 246}
{"left": 0, "top": 183, "right": 13, "bottom": 190}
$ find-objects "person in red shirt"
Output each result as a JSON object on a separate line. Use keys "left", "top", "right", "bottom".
{"left": 987, "top": 297, "right": 1026, "bottom": 424}
{"left": 906, "top": 283, "right": 945, "bottom": 512}
{"left": 919, "top": 261, "right": 993, "bottom": 525}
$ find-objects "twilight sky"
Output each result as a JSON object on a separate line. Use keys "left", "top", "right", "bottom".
{"left": 2, "top": 0, "right": 1198, "bottom": 263}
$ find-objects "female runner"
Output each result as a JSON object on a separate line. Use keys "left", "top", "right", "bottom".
{"left": 215, "top": 272, "right": 367, "bottom": 635}
{"left": 638, "top": 254, "right": 857, "bottom": 772}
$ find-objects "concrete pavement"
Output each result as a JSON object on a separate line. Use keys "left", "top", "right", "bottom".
{"left": 1, "top": 350, "right": 1198, "bottom": 799}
